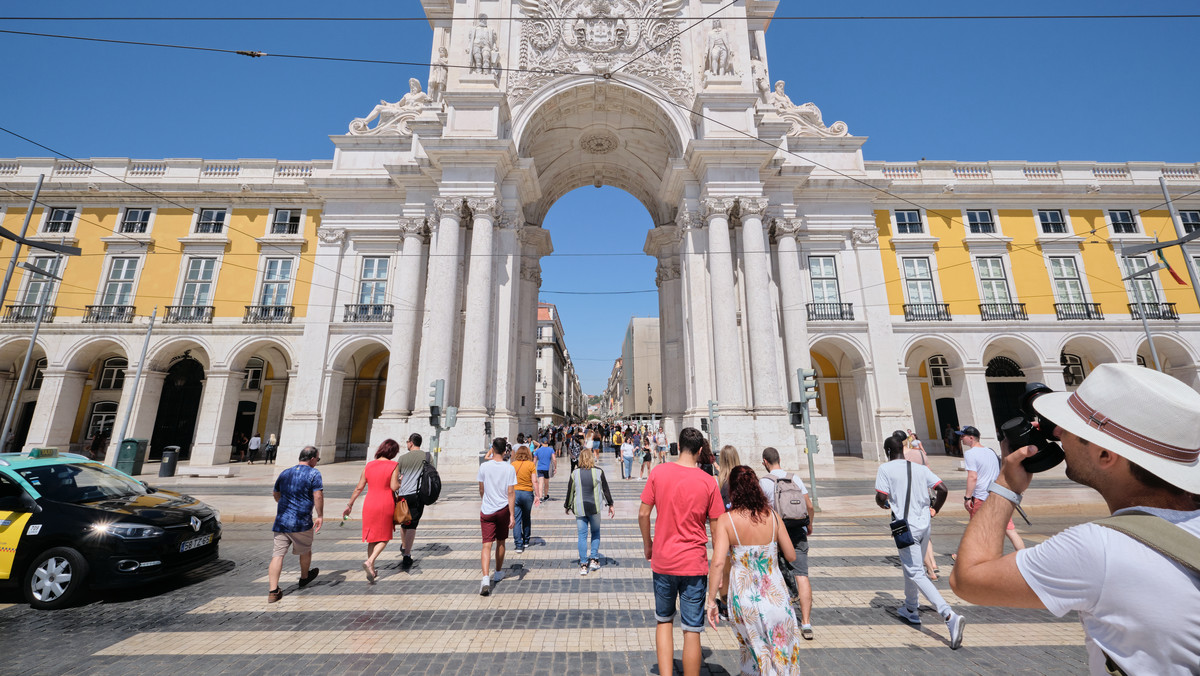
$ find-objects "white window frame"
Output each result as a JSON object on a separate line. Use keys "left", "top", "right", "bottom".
{"left": 1179, "top": 210, "right": 1200, "bottom": 234}
{"left": 17, "top": 255, "right": 64, "bottom": 307}
{"left": 116, "top": 207, "right": 156, "bottom": 235}
{"left": 892, "top": 209, "right": 925, "bottom": 235}
{"left": 535, "top": 392, "right": 542, "bottom": 411}
{"left": 252, "top": 256, "right": 298, "bottom": 307}
{"left": 96, "top": 255, "right": 144, "bottom": 307}
{"left": 1037, "top": 209, "right": 1068, "bottom": 235}
{"left": 900, "top": 256, "right": 939, "bottom": 304}
{"left": 40, "top": 205, "right": 79, "bottom": 235}
{"left": 1105, "top": 208, "right": 1142, "bottom": 237}
{"left": 929, "top": 355, "right": 952, "bottom": 388}
{"left": 357, "top": 256, "right": 390, "bottom": 306}
{"left": 86, "top": 401, "right": 119, "bottom": 440}
{"left": 974, "top": 255, "right": 1014, "bottom": 304}
{"left": 29, "top": 358, "right": 47, "bottom": 390}
{"left": 191, "top": 207, "right": 230, "bottom": 235}
{"left": 1046, "top": 254, "right": 1092, "bottom": 304}
{"left": 808, "top": 255, "right": 842, "bottom": 303}
{"left": 964, "top": 209, "right": 999, "bottom": 235}
{"left": 1121, "top": 255, "right": 1162, "bottom": 305}
{"left": 243, "top": 357, "right": 264, "bottom": 391}
{"left": 176, "top": 256, "right": 220, "bottom": 307}
{"left": 268, "top": 208, "right": 305, "bottom": 236}
{"left": 97, "top": 357, "right": 127, "bottom": 390}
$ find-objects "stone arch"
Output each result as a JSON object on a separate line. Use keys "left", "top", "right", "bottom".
{"left": 903, "top": 336, "right": 971, "bottom": 450}
{"left": 901, "top": 335, "right": 969, "bottom": 372}
{"left": 810, "top": 337, "right": 872, "bottom": 456}
{"left": 224, "top": 335, "right": 296, "bottom": 374}
{"left": 146, "top": 337, "right": 213, "bottom": 372}
{"left": 1136, "top": 334, "right": 1199, "bottom": 387}
{"left": 0, "top": 337, "right": 51, "bottom": 452}
{"left": 808, "top": 335, "right": 869, "bottom": 373}
{"left": 981, "top": 335, "right": 1042, "bottom": 371}
{"left": 1058, "top": 333, "right": 1122, "bottom": 386}
{"left": 328, "top": 335, "right": 391, "bottom": 374}
{"left": 324, "top": 335, "right": 390, "bottom": 461}
{"left": 61, "top": 336, "right": 131, "bottom": 372}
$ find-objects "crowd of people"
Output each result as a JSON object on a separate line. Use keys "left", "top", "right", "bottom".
{"left": 265, "top": 362, "right": 1200, "bottom": 676}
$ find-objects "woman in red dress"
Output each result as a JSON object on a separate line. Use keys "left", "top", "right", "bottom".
{"left": 343, "top": 439, "right": 401, "bottom": 583}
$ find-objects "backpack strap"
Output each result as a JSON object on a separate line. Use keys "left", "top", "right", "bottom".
{"left": 1093, "top": 511, "right": 1200, "bottom": 577}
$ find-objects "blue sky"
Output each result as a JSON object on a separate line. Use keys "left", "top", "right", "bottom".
{"left": 1, "top": 2, "right": 1197, "bottom": 393}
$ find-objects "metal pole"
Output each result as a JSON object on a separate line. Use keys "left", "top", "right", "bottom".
{"left": 1134, "top": 274, "right": 1162, "bottom": 371}
{"left": 0, "top": 254, "right": 57, "bottom": 452}
{"left": 1159, "top": 176, "right": 1200, "bottom": 310}
{"left": 0, "top": 174, "right": 45, "bottom": 311}
{"left": 112, "top": 307, "right": 156, "bottom": 464}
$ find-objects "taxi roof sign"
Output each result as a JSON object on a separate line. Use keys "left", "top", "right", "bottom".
{"left": 29, "top": 447, "right": 59, "bottom": 459}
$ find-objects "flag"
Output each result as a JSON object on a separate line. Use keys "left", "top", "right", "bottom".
{"left": 1156, "top": 247, "right": 1188, "bottom": 285}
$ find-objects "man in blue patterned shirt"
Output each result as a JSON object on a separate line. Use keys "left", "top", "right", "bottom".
{"left": 268, "top": 445, "right": 324, "bottom": 603}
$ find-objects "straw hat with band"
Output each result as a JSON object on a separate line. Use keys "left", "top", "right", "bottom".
{"left": 1031, "top": 363, "right": 1200, "bottom": 495}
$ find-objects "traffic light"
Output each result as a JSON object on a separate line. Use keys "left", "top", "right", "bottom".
{"left": 700, "top": 417, "right": 708, "bottom": 432}
{"left": 789, "top": 401, "right": 804, "bottom": 428}
{"left": 799, "top": 369, "right": 818, "bottom": 403}
{"left": 708, "top": 400, "right": 718, "bottom": 419}
{"left": 429, "top": 379, "right": 445, "bottom": 428}
{"left": 483, "top": 419, "right": 491, "bottom": 437}
{"left": 445, "top": 406, "right": 458, "bottom": 429}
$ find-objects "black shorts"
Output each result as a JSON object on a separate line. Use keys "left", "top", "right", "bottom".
{"left": 537, "top": 469, "right": 551, "bottom": 479}
{"left": 399, "top": 493, "right": 424, "bottom": 529}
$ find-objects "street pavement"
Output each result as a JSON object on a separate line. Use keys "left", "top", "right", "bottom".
{"left": 0, "top": 450, "right": 1100, "bottom": 675}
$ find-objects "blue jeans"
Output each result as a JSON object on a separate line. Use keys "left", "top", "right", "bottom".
{"left": 575, "top": 513, "right": 601, "bottom": 564}
{"left": 622, "top": 456, "right": 634, "bottom": 477}
{"left": 514, "top": 490, "right": 534, "bottom": 549}
{"left": 652, "top": 573, "right": 707, "bottom": 633}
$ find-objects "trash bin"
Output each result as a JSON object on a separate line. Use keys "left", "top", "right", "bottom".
{"left": 159, "top": 446, "right": 180, "bottom": 477}
{"left": 115, "top": 439, "right": 148, "bottom": 477}
{"left": 669, "top": 442, "right": 678, "bottom": 456}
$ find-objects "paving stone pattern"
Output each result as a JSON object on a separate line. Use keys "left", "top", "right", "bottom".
{"left": 0, "top": 455, "right": 1091, "bottom": 675}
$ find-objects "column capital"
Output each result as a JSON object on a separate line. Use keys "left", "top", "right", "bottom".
{"left": 851, "top": 227, "right": 881, "bottom": 247}
{"left": 496, "top": 212, "right": 520, "bottom": 231}
{"left": 737, "top": 196, "right": 771, "bottom": 217}
{"left": 316, "top": 227, "right": 346, "bottom": 245}
{"left": 398, "top": 217, "right": 428, "bottom": 238}
{"left": 676, "top": 210, "right": 702, "bottom": 231}
{"left": 772, "top": 217, "right": 804, "bottom": 241}
{"left": 655, "top": 260, "right": 682, "bottom": 287}
{"left": 701, "top": 197, "right": 738, "bottom": 221}
{"left": 466, "top": 196, "right": 502, "bottom": 218}
{"left": 432, "top": 196, "right": 467, "bottom": 220}
{"left": 521, "top": 259, "right": 542, "bottom": 285}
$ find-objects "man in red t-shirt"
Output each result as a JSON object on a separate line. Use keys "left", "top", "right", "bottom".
{"left": 639, "top": 427, "right": 725, "bottom": 676}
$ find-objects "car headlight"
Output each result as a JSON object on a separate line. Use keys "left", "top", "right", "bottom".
{"left": 211, "top": 508, "right": 221, "bottom": 524}
{"left": 92, "top": 523, "right": 165, "bottom": 539}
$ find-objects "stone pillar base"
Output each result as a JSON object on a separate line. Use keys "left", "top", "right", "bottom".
{"left": 367, "top": 412, "right": 411, "bottom": 453}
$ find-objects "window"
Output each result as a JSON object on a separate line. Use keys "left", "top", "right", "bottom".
{"left": 20, "top": 256, "right": 61, "bottom": 305}
{"left": 1049, "top": 257, "right": 1086, "bottom": 303}
{"left": 929, "top": 355, "right": 951, "bottom": 388}
{"left": 895, "top": 210, "right": 923, "bottom": 234}
{"left": 1109, "top": 210, "right": 1137, "bottom": 234}
{"left": 976, "top": 257, "right": 1011, "bottom": 303}
{"left": 98, "top": 357, "right": 127, "bottom": 390}
{"left": 809, "top": 256, "right": 841, "bottom": 303}
{"left": 1122, "top": 256, "right": 1160, "bottom": 304}
{"left": 535, "top": 393, "right": 542, "bottom": 411}
{"left": 538, "top": 326, "right": 547, "bottom": 339}
{"left": 1137, "top": 354, "right": 1147, "bottom": 368}
{"left": 181, "top": 258, "right": 216, "bottom": 306}
{"left": 986, "top": 356, "right": 1025, "bottom": 378}
{"left": 87, "top": 402, "right": 119, "bottom": 440}
{"left": 536, "top": 368, "right": 543, "bottom": 385}
{"left": 358, "top": 257, "right": 389, "bottom": 305}
{"left": 1061, "top": 353, "right": 1085, "bottom": 387}
{"left": 44, "top": 207, "right": 75, "bottom": 233}
{"left": 902, "top": 257, "right": 937, "bottom": 303}
{"left": 101, "top": 258, "right": 138, "bottom": 306}
{"left": 1037, "top": 210, "right": 1066, "bottom": 234}
{"left": 966, "top": 210, "right": 995, "bottom": 234}
{"left": 29, "top": 358, "right": 46, "bottom": 390}
{"left": 196, "top": 208, "right": 226, "bottom": 234}
{"left": 1180, "top": 210, "right": 1200, "bottom": 234}
{"left": 537, "top": 347, "right": 543, "bottom": 359}
{"left": 259, "top": 258, "right": 293, "bottom": 305}
{"left": 120, "top": 208, "right": 152, "bottom": 234}
{"left": 271, "top": 209, "right": 302, "bottom": 235}
{"left": 243, "top": 357, "right": 264, "bottom": 390}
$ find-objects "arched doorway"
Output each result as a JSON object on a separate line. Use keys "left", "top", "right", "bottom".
{"left": 150, "top": 355, "right": 205, "bottom": 460}
{"left": 985, "top": 356, "right": 1026, "bottom": 436}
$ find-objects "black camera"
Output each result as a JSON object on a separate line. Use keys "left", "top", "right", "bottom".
{"left": 999, "top": 382, "right": 1065, "bottom": 473}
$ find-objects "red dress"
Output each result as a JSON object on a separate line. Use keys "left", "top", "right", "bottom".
{"left": 362, "top": 459, "right": 398, "bottom": 542}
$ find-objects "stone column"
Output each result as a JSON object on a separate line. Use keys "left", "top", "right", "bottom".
{"left": 678, "top": 211, "right": 714, "bottom": 420}
{"left": 24, "top": 367, "right": 88, "bottom": 451}
{"left": 459, "top": 197, "right": 499, "bottom": 414}
{"left": 189, "top": 368, "right": 243, "bottom": 465}
{"left": 702, "top": 197, "right": 746, "bottom": 409}
{"left": 773, "top": 218, "right": 812, "bottom": 399}
{"left": 104, "top": 369, "right": 165, "bottom": 464}
{"left": 647, "top": 225, "right": 685, "bottom": 438}
{"left": 737, "top": 197, "right": 783, "bottom": 411}
{"left": 262, "top": 377, "right": 288, "bottom": 440}
{"left": 952, "top": 365, "right": 1000, "bottom": 449}
{"left": 419, "top": 197, "right": 466, "bottom": 407}
{"left": 516, "top": 256, "right": 541, "bottom": 433}
{"left": 490, "top": 214, "right": 521, "bottom": 433}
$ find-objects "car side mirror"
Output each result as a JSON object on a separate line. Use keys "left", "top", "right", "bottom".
{"left": 0, "top": 493, "right": 40, "bottom": 513}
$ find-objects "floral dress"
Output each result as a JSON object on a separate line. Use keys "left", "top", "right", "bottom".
{"left": 727, "top": 512, "right": 802, "bottom": 675}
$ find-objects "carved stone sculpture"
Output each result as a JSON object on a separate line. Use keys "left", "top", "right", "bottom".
{"left": 704, "top": 19, "right": 736, "bottom": 77}
{"left": 768, "top": 80, "right": 850, "bottom": 138}
{"left": 751, "top": 58, "right": 770, "bottom": 102}
{"left": 469, "top": 15, "right": 498, "bottom": 74}
{"left": 348, "top": 78, "right": 433, "bottom": 136}
{"left": 430, "top": 47, "right": 449, "bottom": 101}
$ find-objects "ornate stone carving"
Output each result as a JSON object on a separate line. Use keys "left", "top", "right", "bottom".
{"left": 703, "top": 19, "right": 736, "bottom": 77}
{"left": 430, "top": 47, "right": 449, "bottom": 101}
{"left": 510, "top": 0, "right": 692, "bottom": 107}
{"left": 316, "top": 228, "right": 346, "bottom": 244}
{"left": 521, "top": 259, "right": 543, "bottom": 285}
{"left": 701, "top": 197, "right": 737, "bottom": 221}
{"left": 750, "top": 57, "right": 770, "bottom": 102}
{"left": 851, "top": 227, "right": 880, "bottom": 246}
{"left": 676, "top": 210, "right": 701, "bottom": 231}
{"left": 348, "top": 78, "right": 434, "bottom": 136}
{"left": 737, "top": 197, "right": 770, "bottom": 217}
{"left": 655, "top": 260, "right": 681, "bottom": 286}
{"left": 580, "top": 131, "right": 619, "bottom": 154}
{"left": 432, "top": 197, "right": 467, "bottom": 220}
{"left": 772, "top": 217, "right": 804, "bottom": 239}
{"left": 1087, "top": 183, "right": 1102, "bottom": 194}
{"left": 497, "top": 212, "right": 520, "bottom": 230}
{"left": 768, "top": 81, "right": 849, "bottom": 138}
{"left": 466, "top": 197, "right": 502, "bottom": 218}
{"left": 468, "top": 15, "right": 501, "bottom": 76}
{"left": 398, "top": 217, "right": 427, "bottom": 237}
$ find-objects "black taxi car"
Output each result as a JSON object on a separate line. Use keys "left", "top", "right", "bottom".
{"left": 0, "top": 449, "right": 222, "bottom": 609}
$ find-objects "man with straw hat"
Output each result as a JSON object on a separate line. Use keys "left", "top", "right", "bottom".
{"left": 951, "top": 363, "right": 1200, "bottom": 675}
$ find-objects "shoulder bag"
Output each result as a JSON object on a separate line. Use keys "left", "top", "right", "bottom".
{"left": 889, "top": 461, "right": 917, "bottom": 549}
{"left": 393, "top": 496, "right": 412, "bottom": 526}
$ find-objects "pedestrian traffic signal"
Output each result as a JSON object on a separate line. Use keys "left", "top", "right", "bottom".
{"left": 483, "top": 420, "right": 492, "bottom": 436}
{"left": 789, "top": 401, "right": 804, "bottom": 428}
{"left": 708, "top": 400, "right": 718, "bottom": 419}
{"left": 429, "top": 405, "right": 441, "bottom": 428}
{"left": 445, "top": 406, "right": 458, "bottom": 430}
{"left": 700, "top": 417, "right": 708, "bottom": 432}
{"left": 799, "top": 368, "right": 818, "bottom": 403}
{"left": 429, "top": 379, "right": 445, "bottom": 409}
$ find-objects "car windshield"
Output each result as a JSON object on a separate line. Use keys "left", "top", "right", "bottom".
{"left": 17, "top": 462, "right": 148, "bottom": 504}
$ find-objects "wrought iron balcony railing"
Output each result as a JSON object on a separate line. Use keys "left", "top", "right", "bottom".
{"left": 806, "top": 302, "right": 855, "bottom": 321}
{"left": 1128, "top": 302, "right": 1179, "bottom": 320}
{"left": 1, "top": 304, "right": 56, "bottom": 323}
{"left": 165, "top": 305, "right": 214, "bottom": 324}
{"left": 1055, "top": 302, "right": 1104, "bottom": 321}
{"left": 903, "top": 303, "right": 952, "bottom": 322}
{"left": 83, "top": 305, "right": 134, "bottom": 323}
{"left": 979, "top": 302, "right": 1028, "bottom": 321}
{"left": 344, "top": 304, "right": 394, "bottom": 323}
{"left": 243, "top": 305, "right": 294, "bottom": 324}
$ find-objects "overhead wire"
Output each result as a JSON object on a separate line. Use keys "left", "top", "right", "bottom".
{"left": 1, "top": 14, "right": 1197, "bottom": 22}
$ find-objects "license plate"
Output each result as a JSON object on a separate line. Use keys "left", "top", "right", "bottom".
{"left": 180, "top": 534, "right": 213, "bottom": 552}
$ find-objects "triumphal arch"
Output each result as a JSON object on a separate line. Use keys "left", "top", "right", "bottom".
{"left": 286, "top": 0, "right": 904, "bottom": 471}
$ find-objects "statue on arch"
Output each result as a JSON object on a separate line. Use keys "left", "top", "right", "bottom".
{"left": 347, "top": 78, "right": 432, "bottom": 136}
{"left": 769, "top": 80, "right": 796, "bottom": 110}
{"left": 751, "top": 57, "right": 770, "bottom": 102}
{"left": 704, "top": 19, "right": 736, "bottom": 77}
{"left": 469, "top": 14, "right": 498, "bottom": 74}
{"left": 430, "top": 46, "right": 449, "bottom": 101}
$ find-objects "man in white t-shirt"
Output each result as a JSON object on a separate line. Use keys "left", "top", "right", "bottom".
{"left": 951, "top": 363, "right": 1200, "bottom": 675}
{"left": 478, "top": 437, "right": 517, "bottom": 597}
{"left": 961, "top": 425, "right": 1025, "bottom": 551}
{"left": 875, "top": 436, "right": 965, "bottom": 649}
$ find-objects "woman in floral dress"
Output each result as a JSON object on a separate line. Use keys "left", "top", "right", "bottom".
{"left": 706, "top": 465, "right": 801, "bottom": 675}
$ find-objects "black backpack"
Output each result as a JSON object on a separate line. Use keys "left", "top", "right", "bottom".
{"left": 417, "top": 452, "right": 442, "bottom": 505}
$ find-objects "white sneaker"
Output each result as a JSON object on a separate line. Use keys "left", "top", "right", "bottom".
{"left": 579, "top": 564, "right": 589, "bottom": 576}
{"left": 492, "top": 570, "right": 505, "bottom": 583}
{"left": 946, "top": 612, "right": 966, "bottom": 650}
{"left": 897, "top": 606, "right": 921, "bottom": 624}
{"left": 479, "top": 576, "right": 491, "bottom": 596}
{"left": 588, "top": 559, "right": 600, "bottom": 571}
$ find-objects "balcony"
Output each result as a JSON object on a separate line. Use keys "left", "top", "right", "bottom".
{"left": 1055, "top": 302, "right": 1104, "bottom": 321}
{"left": 807, "top": 302, "right": 855, "bottom": 321}
{"left": 344, "top": 304, "right": 394, "bottom": 323}
{"left": 243, "top": 305, "right": 294, "bottom": 324}
{"left": 165, "top": 305, "right": 214, "bottom": 324}
{"left": 979, "top": 303, "right": 1028, "bottom": 321}
{"left": 83, "top": 305, "right": 134, "bottom": 323}
{"left": 1128, "top": 302, "right": 1179, "bottom": 320}
{"left": 1, "top": 304, "right": 55, "bottom": 323}
{"left": 903, "top": 303, "right": 952, "bottom": 322}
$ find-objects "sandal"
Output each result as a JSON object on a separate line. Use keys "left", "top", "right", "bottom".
{"left": 362, "top": 561, "right": 377, "bottom": 584}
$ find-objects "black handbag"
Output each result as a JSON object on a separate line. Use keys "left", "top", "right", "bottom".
{"left": 889, "top": 461, "right": 917, "bottom": 549}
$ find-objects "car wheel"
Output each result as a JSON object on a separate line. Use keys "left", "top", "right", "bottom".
{"left": 24, "top": 547, "right": 89, "bottom": 610}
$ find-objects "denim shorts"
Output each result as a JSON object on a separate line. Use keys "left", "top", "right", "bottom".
{"left": 652, "top": 572, "right": 707, "bottom": 633}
